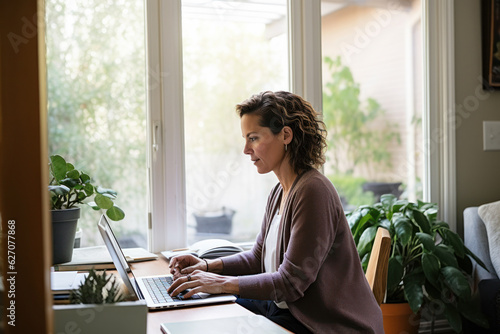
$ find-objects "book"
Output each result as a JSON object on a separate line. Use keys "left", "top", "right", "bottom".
{"left": 160, "top": 315, "right": 290, "bottom": 334}
{"left": 161, "top": 239, "right": 244, "bottom": 260}
{"left": 53, "top": 246, "right": 158, "bottom": 271}
{"left": 51, "top": 271, "right": 88, "bottom": 294}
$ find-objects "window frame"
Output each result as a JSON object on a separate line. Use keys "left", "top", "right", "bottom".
{"left": 146, "top": 0, "right": 457, "bottom": 252}
{"left": 422, "top": 0, "right": 456, "bottom": 231}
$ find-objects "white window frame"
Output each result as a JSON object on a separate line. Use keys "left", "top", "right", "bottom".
{"left": 145, "top": 0, "right": 457, "bottom": 252}
{"left": 422, "top": 0, "right": 456, "bottom": 231}
{"left": 146, "top": 0, "right": 187, "bottom": 252}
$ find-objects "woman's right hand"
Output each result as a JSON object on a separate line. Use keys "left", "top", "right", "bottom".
{"left": 168, "top": 255, "right": 206, "bottom": 279}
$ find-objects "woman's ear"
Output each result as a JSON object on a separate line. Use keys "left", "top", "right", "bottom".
{"left": 283, "top": 126, "right": 293, "bottom": 145}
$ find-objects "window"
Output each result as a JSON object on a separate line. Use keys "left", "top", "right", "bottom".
{"left": 46, "top": 0, "right": 148, "bottom": 247}
{"left": 320, "top": 0, "right": 424, "bottom": 210}
{"left": 181, "top": 0, "right": 289, "bottom": 244}
{"left": 46, "top": 0, "right": 456, "bottom": 253}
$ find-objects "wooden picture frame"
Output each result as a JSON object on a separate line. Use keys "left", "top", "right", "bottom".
{"left": 482, "top": 0, "right": 500, "bottom": 90}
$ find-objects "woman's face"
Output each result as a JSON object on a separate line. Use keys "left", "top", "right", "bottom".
{"left": 241, "top": 113, "right": 286, "bottom": 175}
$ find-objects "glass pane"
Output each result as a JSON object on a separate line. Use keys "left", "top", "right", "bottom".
{"left": 321, "top": 0, "right": 423, "bottom": 210}
{"left": 182, "top": 0, "right": 289, "bottom": 244}
{"left": 45, "top": 0, "right": 148, "bottom": 248}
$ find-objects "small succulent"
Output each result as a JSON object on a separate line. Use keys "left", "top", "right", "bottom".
{"left": 69, "top": 269, "right": 124, "bottom": 304}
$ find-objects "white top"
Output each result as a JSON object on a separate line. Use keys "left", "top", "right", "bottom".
{"left": 264, "top": 213, "right": 288, "bottom": 309}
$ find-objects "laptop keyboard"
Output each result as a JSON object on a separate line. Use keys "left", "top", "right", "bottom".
{"left": 143, "top": 276, "right": 199, "bottom": 304}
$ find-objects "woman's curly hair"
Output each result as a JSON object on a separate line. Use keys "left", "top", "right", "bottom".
{"left": 236, "top": 91, "right": 327, "bottom": 174}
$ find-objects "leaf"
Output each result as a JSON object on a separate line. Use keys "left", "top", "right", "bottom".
{"left": 433, "top": 244, "right": 458, "bottom": 268}
{"left": 66, "top": 169, "right": 80, "bottom": 180}
{"left": 87, "top": 202, "right": 100, "bottom": 210}
{"left": 464, "top": 247, "right": 489, "bottom": 272}
{"left": 424, "top": 207, "right": 438, "bottom": 223}
{"left": 347, "top": 211, "right": 362, "bottom": 230}
{"left": 352, "top": 213, "right": 373, "bottom": 241}
{"left": 424, "top": 280, "right": 441, "bottom": 299}
{"left": 441, "top": 266, "right": 471, "bottom": 300}
{"left": 360, "top": 252, "right": 369, "bottom": 272}
{"left": 422, "top": 253, "right": 441, "bottom": 286}
{"left": 443, "top": 229, "right": 465, "bottom": 258}
{"left": 77, "top": 192, "right": 86, "bottom": 201}
{"left": 380, "top": 194, "right": 396, "bottom": 212}
{"left": 443, "top": 303, "right": 462, "bottom": 333}
{"left": 80, "top": 173, "right": 90, "bottom": 183}
{"left": 434, "top": 221, "right": 449, "bottom": 229}
{"left": 60, "top": 178, "right": 78, "bottom": 189}
{"left": 48, "top": 185, "right": 69, "bottom": 196}
{"left": 50, "top": 155, "right": 67, "bottom": 181}
{"left": 357, "top": 226, "right": 377, "bottom": 257}
{"left": 403, "top": 272, "right": 425, "bottom": 313}
{"left": 419, "top": 201, "right": 437, "bottom": 211}
{"left": 387, "top": 256, "right": 404, "bottom": 292}
{"left": 393, "top": 215, "right": 413, "bottom": 246}
{"left": 416, "top": 232, "right": 435, "bottom": 251}
{"left": 94, "top": 194, "right": 114, "bottom": 209}
{"left": 457, "top": 254, "right": 473, "bottom": 275}
{"left": 392, "top": 200, "right": 408, "bottom": 213}
{"left": 83, "top": 183, "right": 94, "bottom": 196}
{"left": 412, "top": 209, "right": 431, "bottom": 234}
{"left": 96, "top": 186, "right": 117, "bottom": 197}
{"left": 107, "top": 206, "right": 125, "bottom": 221}
{"left": 379, "top": 218, "right": 391, "bottom": 230}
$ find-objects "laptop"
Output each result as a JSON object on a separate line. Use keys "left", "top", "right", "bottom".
{"left": 98, "top": 215, "right": 236, "bottom": 310}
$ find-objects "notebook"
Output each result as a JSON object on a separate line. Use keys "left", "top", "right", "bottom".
{"left": 98, "top": 215, "right": 236, "bottom": 310}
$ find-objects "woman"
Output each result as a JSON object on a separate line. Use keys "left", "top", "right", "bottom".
{"left": 168, "top": 91, "right": 384, "bottom": 333}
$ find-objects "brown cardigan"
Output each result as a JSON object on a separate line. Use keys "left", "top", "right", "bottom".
{"left": 222, "top": 168, "right": 384, "bottom": 333}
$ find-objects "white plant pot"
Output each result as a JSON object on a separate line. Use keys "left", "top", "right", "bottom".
{"left": 53, "top": 300, "right": 147, "bottom": 334}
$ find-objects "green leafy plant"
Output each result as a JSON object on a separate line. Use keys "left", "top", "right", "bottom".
{"left": 49, "top": 154, "right": 125, "bottom": 221}
{"left": 322, "top": 56, "right": 400, "bottom": 178}
{"left": 347, "top": 194, "right": 489, "bottom": 333}
{"left": 69, "top": 269, "right": 124, "bottom": 304}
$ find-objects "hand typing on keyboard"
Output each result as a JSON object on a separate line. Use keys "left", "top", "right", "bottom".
{"left": 167, "top": 270, "right": 240, "bottom": 299}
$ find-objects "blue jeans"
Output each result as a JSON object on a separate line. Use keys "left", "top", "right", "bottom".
{"left": 236, "top": 298, "right": 312, "bottom": 334}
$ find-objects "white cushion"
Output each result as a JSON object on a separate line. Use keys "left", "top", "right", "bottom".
{"left": 478, "top": 200, "right": 500, "bottom": 276}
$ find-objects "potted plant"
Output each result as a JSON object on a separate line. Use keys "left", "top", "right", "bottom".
{"left": 49, "top": 154, "right": 125, "bottom": 264}
{"left": 53, "top": 269, "right": 147, "bottom": 333}
{"left": 347, "top": 194, "right": 489, "bottom": 333}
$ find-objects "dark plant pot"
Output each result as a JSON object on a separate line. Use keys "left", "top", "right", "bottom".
{"left": 362, "top": 182, "right": 403, "bottom": 203}
{"left": 51, "top": 207, "right": 80, "bottom": 265}
{"left": 194, "top": 208, "right": 235, "bottom": 234}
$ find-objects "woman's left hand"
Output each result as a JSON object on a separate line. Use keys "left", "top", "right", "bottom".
{"left": 167, "top": 270, "right": 239, "bottom": 299}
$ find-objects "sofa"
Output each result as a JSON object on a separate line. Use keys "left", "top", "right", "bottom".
{"left": 464, "top": 202, "right": 500, "bottom": 333}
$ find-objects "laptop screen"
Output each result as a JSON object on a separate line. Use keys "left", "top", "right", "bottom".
{"left": 98, "top": 214, "right": 140, "bottom": 299}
